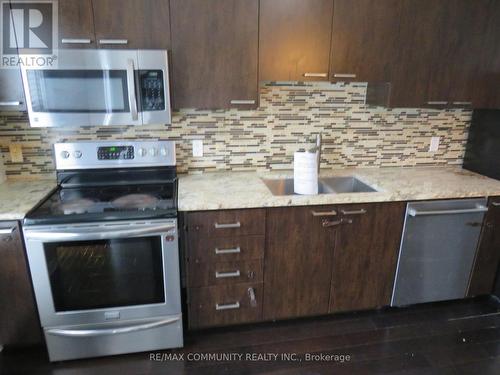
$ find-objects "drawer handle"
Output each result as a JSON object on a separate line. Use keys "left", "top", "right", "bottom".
{"left": 0, "top": 101, "right": 22, "bottom": 106}
{"left": 248, "top": 287, "right": 257, "bottom": 307}
{"left": 303, "top": 72, "right": 328, "bottom": 78}
{"left": 0, "top": 227, "right": 15, "bottom": 235}
{"left": 215, "top": 302, "right": 240, "bottom": 311}
{"left": 333, "top": 73, "right": 356, "bottom": 79}
{"left": 311, "top": 210, "right": 337, "bottom": 217}
{"left": 99, "top": 39, "right": 128, "bottom": 45}
{"left": 452, "top": 101, "right": 472, "bottom": 106}
{"left": 230, "top": 100, "right": 256, "bottom": 105}
{"left": 491, "top": 202, "right": 500, "bottom": 207}
{"left": 341, "top": 209, "right": 367, "bottom": 215}
{"left": 214, "top": 222, "right": 241, "bottom": 229}
{"left": 61, "top": 38, "right": 92, "bottom": 44}
{"left": 215, "top": 270, "right": 240, "bottom": 279}
{"left": 215, "top": 246, "right": 241, "bottom": 255}
{"left": 427, "top": 101, "right": 448, "bottom": 105}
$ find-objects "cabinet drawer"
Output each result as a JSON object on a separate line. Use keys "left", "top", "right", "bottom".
{"left": 188, "top": 259, "right": 263, "bottom": 287}
{"left": 188, "top": 235, "right": 264, "bottom": 263}
{"left": 188, "top": 283, "right": 263, "bottom": 329}
{"left": 187, "top": 209, "right": 266, "bottom": 237}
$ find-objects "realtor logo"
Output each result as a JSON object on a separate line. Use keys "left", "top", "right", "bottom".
{"left": 1, "top": 0, "right": 58, "bottom": 67}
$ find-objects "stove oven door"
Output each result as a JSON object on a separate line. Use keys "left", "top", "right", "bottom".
{"left": 23, "top": 220, "right": 181, "bottom": 329}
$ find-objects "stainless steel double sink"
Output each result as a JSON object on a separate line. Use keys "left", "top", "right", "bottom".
{"left": 261, "top": 176, "right": 378, "bottom": 196}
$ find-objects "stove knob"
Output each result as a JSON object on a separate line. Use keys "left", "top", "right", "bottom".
{"left": 149, "top": 148, "right": 158, "bottom": 156}
{"left": 138, "top": 148, "right": 147, "bottom": 157}
{"left": 74, "top": 150, "right": 82, "bottom": 159}
{"left": 60, "top": 151, "right": 70, "bottom": 159}
{"left": 160, "top": 148, "right": 168, "bottom": 156}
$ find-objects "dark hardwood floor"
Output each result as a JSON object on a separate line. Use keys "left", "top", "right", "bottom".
{"left": 1, "top": 297, "right": 500, "bottom": 374}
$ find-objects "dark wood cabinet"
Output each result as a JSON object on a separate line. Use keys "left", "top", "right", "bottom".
{"left": 0, "top": 221, "right": 41, "bottom": 347}
{"left": 330, "top": 0, "right": 402, "bottom": 83}
{"left": 92, "top": 0, "right": 171, "bottom": 49}
{"left": 259, "top": 0, "right": 334, "bottom": 81}
{"left": 468, "top": 197, "right": 500, "bottom": 296}
{"left": 58, "top": 0, "right": 96, "bottom": 48}
{"left": 263, "top": 206, "right": 338, "bottom": 320}
{"left": 472, "top": 0, "right": 500, "bottom": 109}
{"left": 170, "top": 0, "right": 259, "bottom": 109}
{"left": 329, "top": 202, "right": 406, "bottom": 312}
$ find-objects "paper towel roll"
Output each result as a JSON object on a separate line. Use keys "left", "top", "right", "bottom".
{"left": 294, "top": 151, "right": 318, "bottom": 195}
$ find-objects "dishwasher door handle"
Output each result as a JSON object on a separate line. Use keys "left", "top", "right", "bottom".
{"left": 408, "top": 205, "right": 488, "bottom": 217}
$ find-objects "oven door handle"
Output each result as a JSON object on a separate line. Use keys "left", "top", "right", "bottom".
{"left": 45, "top": 317, "right": 180, "bottom": 338}
{"left": 24, "top": 224, "right": 176, "bottom": 241}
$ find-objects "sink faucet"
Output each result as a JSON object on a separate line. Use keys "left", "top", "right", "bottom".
{"left": 308, "top": 133, "right": 322, "bottom": 175}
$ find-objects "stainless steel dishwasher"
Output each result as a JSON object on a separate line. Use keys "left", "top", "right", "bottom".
{"left": 391, "top": 198, "right": 488, "bottom": 306}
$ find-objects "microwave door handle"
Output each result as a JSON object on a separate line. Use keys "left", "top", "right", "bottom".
{"left": 24, "top": 224, "right": 176, "bottom": 241}
{"left": 126, "top": 59, "right": 139, "bottom": 121}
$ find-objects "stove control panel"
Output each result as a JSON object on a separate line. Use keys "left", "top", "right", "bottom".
{"left": 54, "top": 141, "right": 176, "bottom": 170}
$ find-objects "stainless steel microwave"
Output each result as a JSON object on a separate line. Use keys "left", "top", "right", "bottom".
{"left": 20, "top": 49, "right": 171, "bottom": 127}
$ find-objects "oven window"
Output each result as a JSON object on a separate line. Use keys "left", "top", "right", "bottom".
{"left": 26, "top": 70, "right": 129, "bottom": 113}
{"left": 44, "top": 237, "right": 165, "bottom": 312}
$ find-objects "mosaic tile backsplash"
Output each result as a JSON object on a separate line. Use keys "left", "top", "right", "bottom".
{"left": 0, "top": 82, "right": 472, "bottom": 178}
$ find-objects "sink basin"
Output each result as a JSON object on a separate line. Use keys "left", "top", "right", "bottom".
{"left": 261, "top": 176, "right": 378, "bottom": 196}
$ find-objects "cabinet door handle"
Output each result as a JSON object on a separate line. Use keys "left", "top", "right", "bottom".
{"left": 311, "top": 210, "right": 337, "bottom": 217}
{"left": 247, "top": 287, "right": 257, "bottom": 307}
{"left": 215, "top": 270, "right": 240, "bottom": 279}
{"left": 215, "top": 246, "right": 241, "bottom": 255}
{"left": 61, "top": 38, "right": 92, "bottom": 44}
{"left": 303, "top": 73, "right": 328, "bottom": 78}
{"left": 427, "top": 101, "right": 448, "bottom": 105}
{"left": 491, "top": 202, "right": 500, "bottom": 207}
{"left": 341, "top": 209, "right": 367, "bottom": 215}
{"left": 0, "top": 101, "right": 22, "bottom": 106}
{"left": 452, "top": 101, "right": 472, "bottom": 106}
{"left": 214, "top": 222, "right": 241, "bottom": 229}
{"left": 333, "top": 73, "right": 356, "bottom": 79}
{"left": 0, "top": 227, "right": 15, "bottom": 235}
{"left": 215, "top": 302, "right": 240, "bottom": 311}
{"left": 99, "top": 39, "right": 128, "bottom": 45}
{"left": 230, "top": 100, "right": 256, "bottom": 105}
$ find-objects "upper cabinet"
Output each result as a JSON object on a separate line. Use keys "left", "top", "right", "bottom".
{"left": 92, "top": 0, "right": 170, "bottom": 49}
{"left": 330, "top": 0, "right": 402, "bottom": 83}
{"left": 58, "top": 0, "right": 96, "bottom": 48}
{"left": 259, "top": 0, "right": 334, "bottom": 81}
{"left": 170, "top": 0, "right": 259, "bottom": 109}
{"left": 472, "top": 0, "right": 500, "bottom": 109}
{"left": 390, "top": 0, "right": 489, "bottom": 108}
{"left": 58, "top": 0, "right": 171, "bottom": 49}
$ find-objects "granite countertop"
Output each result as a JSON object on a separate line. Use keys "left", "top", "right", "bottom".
{"left": 0, "top": 179, "right": 57, "bottom": 221}
{"left": 178, "top": 166, "right": 500, "bottom": 211}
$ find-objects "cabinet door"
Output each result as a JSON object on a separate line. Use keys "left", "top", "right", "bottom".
{"left": 472, "top": 0, "right": 500, "bottom": 109}
{"left": 263, "top": 206, "right": 337, "bottom": 320}
{"left": 92, "top": 0, "right": 171, "bottom": 49}
{"left": 468, "top": 198, "right": 500, "bottom": 296}
{"left": 170, "top": 0, "right": 259, "bottom": 109}
{"left": 58, "top": 0, "right": 95, "bottom": 48}
{"left": 330, "top": 202, "right": 406, "bottom": 313}
{"left": 330, "top": 0, "right": 402, "bottom": 83}
{"left": 259, "top": 0, "right": 333, "bottom": 81}
{"left": 0, "top": 222, "right": 41, "bottom": 347}
{"left": 0, "top": 69, "right": 26, "bottom": 111}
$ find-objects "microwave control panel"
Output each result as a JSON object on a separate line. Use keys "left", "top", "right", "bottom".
{"left": 139, "top": 70, "right": 165, "bottom": 111}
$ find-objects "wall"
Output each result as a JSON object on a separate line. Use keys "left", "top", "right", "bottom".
{"left": 0, "top": 82, "right": 472, "bottom": 178}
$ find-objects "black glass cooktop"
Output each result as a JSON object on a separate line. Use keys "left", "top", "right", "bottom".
{"left": 24, "top": 167, "right": 177, "bottom": 225}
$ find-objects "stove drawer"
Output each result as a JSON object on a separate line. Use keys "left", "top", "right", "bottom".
{"left": 187, "top": 209, "right": 265, "bottom": 237}
{"left": 188, "top": 283, "right": 263, "bottom": 329}
{"left": 188, "top": 259, "right": 263, "bottom": 287}
{"left": 188, "top": 235, "right": 264, "bottom": 263}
